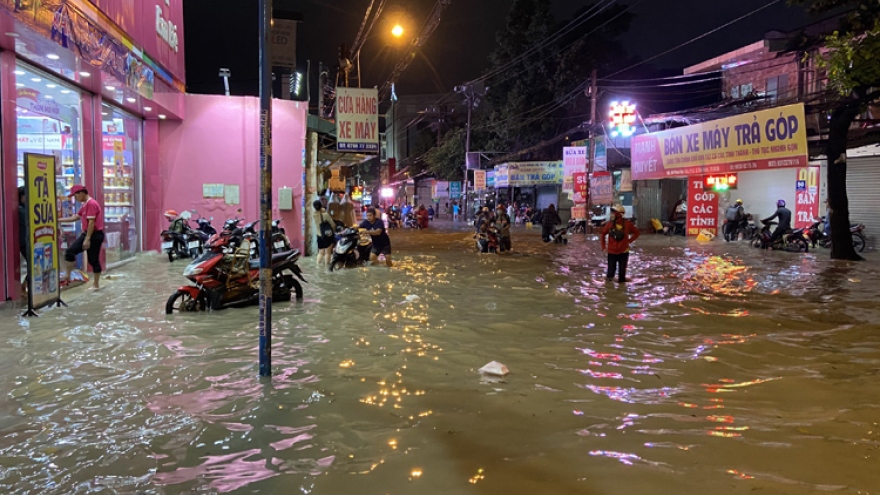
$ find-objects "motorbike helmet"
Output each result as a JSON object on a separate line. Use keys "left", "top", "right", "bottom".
{"left": 777, "top": 199, "right": 786, "bottom": 208}
{"left": 612, "top": 205, "right": 626, "bottom": 214}
{"left": 736, "top": 199, "right": 743, "bottom": 205}
{"left": 164, "top": 209, "right": 178, "bottom": 220}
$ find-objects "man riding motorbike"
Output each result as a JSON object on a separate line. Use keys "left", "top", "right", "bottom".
{"left": 762, "top": 199, "right": 792, "bottom": 249}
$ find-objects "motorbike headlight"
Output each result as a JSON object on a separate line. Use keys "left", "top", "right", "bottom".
{"left": 183, "top": 265, "right": 203, "bottom": 276}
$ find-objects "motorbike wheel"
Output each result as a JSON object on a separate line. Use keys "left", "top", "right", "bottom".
{"left": 853, "top": 233, "right": 866, "bottom": 252}
{"left": 819, "top": 238, "right": 831, "bottom": 249}
{"left": 167, "top": 250, "right": 175, "bottom": 263}
{"left": 287, "top": 276, "right": 304, "bottom": 301}
{"left": 750, "top": 236, "right": 764, "bottom": 249}
{"left": 785, "top": 238, "right": 808, "bottom": 253}
{"left": 329, "top": 258, "right": 344, "bottom": 272}
{"left": 165, "top": 290, "right": 200, "bottom": 314}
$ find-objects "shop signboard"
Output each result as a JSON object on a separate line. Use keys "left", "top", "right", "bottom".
{"left": 336, "top": 87, "right": 379, "bottom": 152}
{"left": 571, "top": 205, "right": 588, "bottom": 221}
{"left": 494, "top": 161, "right": 563, "bottom": 188}
{"left": 591, "top": 172, "right": 613, "bottom": 205}
{"left": 795, "top": 167, "right": 820, "bottom": 229}
{"left": 16, "top": 88, "right": 71, "bottom": 123}
{"left": 631, "top": 104, "right": 809, "bottom": 180}
{"left": 687, "top": 176, "right": 718, "bottom": 236}
{"left": 563, "top": 146, "right": 588, "bottom": 193}
{"left": 620, "top": 168, "right": 632, "bottom": 192}
{"left": 24, "top": 153, "right": 62, "bottom": 314}
{"left": 573, "top": 172, "right": 587, "bottom": 204}
{"left": 474, "top": 170, "right": 487, "bottom": 191}
{"left": 271, "top": 18, "right": 298, "bottom": 68}
{"left": 87, "top": 0, "right": 186, "bottom": 83}
{"left": 487, "top": 170, "right": 495, "bottom": 189}
{"left": 450, "top": 181, "right": 462, "bottom": 199}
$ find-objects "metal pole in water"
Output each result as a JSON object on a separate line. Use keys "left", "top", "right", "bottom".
{"left": 258, "top": 0, "right": 274, "bottom": 377}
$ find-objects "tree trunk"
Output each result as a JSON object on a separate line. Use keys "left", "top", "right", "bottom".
{"left": 826, "top": 102, "right": 862, "bottom": 261}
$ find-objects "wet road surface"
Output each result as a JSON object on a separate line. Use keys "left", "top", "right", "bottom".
{"left": 1, "top": 222, "right": 879, "bottom": 494}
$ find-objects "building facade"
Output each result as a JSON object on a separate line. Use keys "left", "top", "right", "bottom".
{"left": 2, "top": 0, "right": 186, "bottom": 303}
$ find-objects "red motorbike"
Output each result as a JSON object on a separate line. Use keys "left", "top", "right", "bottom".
{"left": 165, "top": 219, "right": 305, "bottom": 314}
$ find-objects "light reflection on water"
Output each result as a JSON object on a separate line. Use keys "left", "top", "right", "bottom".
{"left": 0, "top": 228, "right": 878, "bottom": 494}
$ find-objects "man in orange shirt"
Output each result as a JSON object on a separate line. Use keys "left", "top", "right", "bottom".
{"left": 600, "top": 205, "right": 639, "bottom": 283}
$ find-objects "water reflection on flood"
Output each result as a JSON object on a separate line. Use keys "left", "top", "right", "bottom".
{"left": 1, "top": 227, "right": 879, "bottom": 494}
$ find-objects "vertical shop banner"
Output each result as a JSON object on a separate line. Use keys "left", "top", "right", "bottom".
{"left": 24, "top": 154, "right": 61, "bottom": 312}
{"left": 687, "top": 176, "right": 719, "bottom": 236}
{"left": 563, "top": 146, "right": 588, "bottom": 193}
{"left": 336, "top": 88, "right": 379, "bottom": 152}
{"left": 572, "top": 172, "right": 587, "bottom": 204}
{"left": 593, "top": 137, "right": 607, "bottom": 172}
{"left": 591, "top": 172, "right": 613, "bottom": 205}
{"left": 474, "top": 170, "right": 487, "bottom": 191}
{"left": 450, "top": 181, "right": 462, "bottom": 199}
{"left": 795, "top": 166, "right": 820, "bottom": 229}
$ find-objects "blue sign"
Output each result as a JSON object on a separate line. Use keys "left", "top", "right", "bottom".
{"left": 450, "top": 181, "right": 461, "bottom": 199}
{"left": 796, "top": 180, "right": 806, "bottom": 192}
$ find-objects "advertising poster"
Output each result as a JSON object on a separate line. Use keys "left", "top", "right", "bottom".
{"left": 686, "top": 176, "right": 719, "bottom": 236}
{"left": 795, "top": 167, "right": 820, "bottom": 229}
{"left": 573, "top": 172, "right": 587, "bottom": 204}
{"left": 450, "top": 181, "right": 462, "bottom": 199}
{"left": 336, "top": 87, "right": 379, "bottom": 152}
{"left": 474, "top": 170, "right": 487, "bottom": 191}
{"left": 591, "top": 172, "right": 613, "bottom": 205}
{"left": 632, "top": 104, "right": 809, "bottom": 180}
{"left": 24, "top": 153, "right": 61, "bottom": 313}
{"left": 562, "top": 146, "right": 587, "bottom": 193}
{"left": 271, "top": 19, "right": 298, "bottom": 69}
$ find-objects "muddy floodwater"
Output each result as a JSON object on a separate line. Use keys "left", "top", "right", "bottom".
{"left": 1, "top": 224, "right": 879, "bottom": 494}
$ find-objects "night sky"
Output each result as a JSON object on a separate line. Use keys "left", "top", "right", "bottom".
{"left": 184, "top": 0, "right": 814, "bottom": 102}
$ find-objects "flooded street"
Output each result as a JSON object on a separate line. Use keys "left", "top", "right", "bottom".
{"left": 1, "top": 223, "right": 879, "bottom": 494}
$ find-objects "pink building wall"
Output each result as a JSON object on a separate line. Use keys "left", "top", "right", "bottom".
{"left": 152, "top": 94, "right": 307, "bottom": 253}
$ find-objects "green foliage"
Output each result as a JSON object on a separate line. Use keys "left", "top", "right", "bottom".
{"left": 819, "top": 21, "right": 880, "bottom": 95}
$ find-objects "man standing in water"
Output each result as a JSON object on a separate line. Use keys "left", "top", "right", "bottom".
{"left": 359, "top": 207, "right": 393, "bottom": 267}
{"left": 601, "top": 205, "right": 639, "bottom": 283}
{"left": 541, "top": 203, "right": 561, "bottom": 242}
{"left": 59, "top": 185, "right": 105, "bottom": 289}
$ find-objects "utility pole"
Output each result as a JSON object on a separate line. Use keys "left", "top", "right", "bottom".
{"left": 457, "top": 81, "right": 486, "bottom": 220}
{"left": 585, "top": 69, "right": 598, "bottom": 216}
{"left": 258, "top": 0, "right": 274, "bottom": 377}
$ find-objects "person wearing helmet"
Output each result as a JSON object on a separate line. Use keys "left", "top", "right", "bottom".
{"left": 601, "top": 205, "right": 640, "bottom": 283}
{"left": 762, "top": 199, "right": 792, "bottom": 248}
{"left": 723, "top": 199, "right": 746, "bottom": 241}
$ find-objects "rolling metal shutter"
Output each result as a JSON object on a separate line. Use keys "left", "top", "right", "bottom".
{"left": 846, "top": 156, "right": 880, "bottom": 247}
{"left": 634, "top": 180, "right": 661, "bottom": 230}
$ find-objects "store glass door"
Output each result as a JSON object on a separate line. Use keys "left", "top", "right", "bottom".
{"left": 14, "top": 63, "right": 85, "bottom": 276}
{"left": 101, "top": 104, "right": 142, "bottom": 264}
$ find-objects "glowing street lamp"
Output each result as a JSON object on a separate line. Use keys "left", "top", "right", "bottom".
{"left": 391, "top": 24, "right": 405, "bottom": 38}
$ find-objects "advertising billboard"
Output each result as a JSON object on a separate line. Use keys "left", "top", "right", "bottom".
{"left": 631, "top": 104, "right": 808, "bottom": 180}
{"left": 336, "top": 88, "right": 379, "bottom": 152}
{"left": 24, "top": 154, "right": 62, "bottom": 314}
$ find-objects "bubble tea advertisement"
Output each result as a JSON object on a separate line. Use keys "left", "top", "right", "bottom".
{"left": 25, "top": 153, "right": 61, "bottom": 312}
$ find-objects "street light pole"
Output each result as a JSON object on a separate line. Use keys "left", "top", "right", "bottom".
{"left": 258, "top": 0, "right": 274, "bottom": 377}
{"left": 464, "top": 91, "right": 472, "bottom": 219}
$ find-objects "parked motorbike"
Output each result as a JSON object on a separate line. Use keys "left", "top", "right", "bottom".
{"left": 161, "top": 210, "right": 201, "bottom": 262}
{"left": 806, "top": 217, "right": 866, "bottom": 252}
{"left": 165, "top": 226, "right": 306, "bottom": 314}
{"left": 329, "top": 228, "right": 373, "bottom": 271}
{"left": 271, "top": 219, "right": 292, "bottom": 252}
{"left": 750, "top": 221, "right": 809, "bottom": 252}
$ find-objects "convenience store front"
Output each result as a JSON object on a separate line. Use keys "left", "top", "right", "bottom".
{"left": 1, "top": 1, "right": 185, "bottom": 303}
